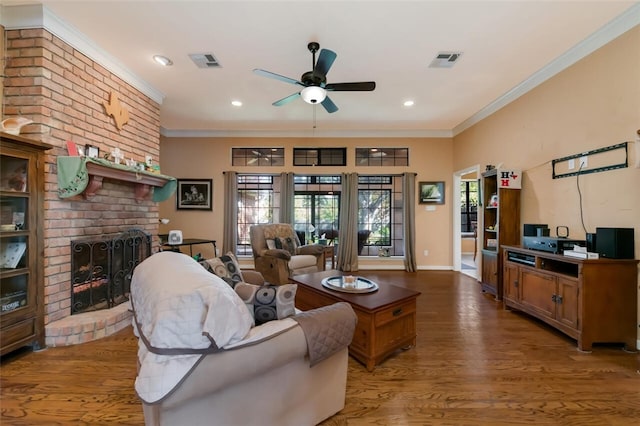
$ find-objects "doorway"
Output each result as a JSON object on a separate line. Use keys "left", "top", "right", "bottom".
{"left": 453, "top": 165, "right": 480, "bottom": 279}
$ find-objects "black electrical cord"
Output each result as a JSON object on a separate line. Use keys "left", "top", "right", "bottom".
{"left": 576, "top": 162, "right": 588, "bottom": 235}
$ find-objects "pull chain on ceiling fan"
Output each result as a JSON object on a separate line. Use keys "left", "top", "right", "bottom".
{"left": 253, "top": 42, "right": 376, "bottom": 114}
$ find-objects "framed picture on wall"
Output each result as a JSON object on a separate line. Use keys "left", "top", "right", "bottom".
{"left": 85, "top": 144, "right": 100, "bottom": 159}
{"left": 419, "top": 181, "right": 445, "bottom": 204}
{"left": 176, "top": 179, "right": 212, "bottom": 210}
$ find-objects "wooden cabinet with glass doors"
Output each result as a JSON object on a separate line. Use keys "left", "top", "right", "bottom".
{"left": 0, "top": 132, "right": 52, "bottom": 355}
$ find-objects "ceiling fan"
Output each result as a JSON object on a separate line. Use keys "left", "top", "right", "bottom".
{"left": 253, "top": 42, "right": 376, "bottom": 114}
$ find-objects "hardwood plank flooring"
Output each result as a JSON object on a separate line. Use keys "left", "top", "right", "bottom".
{"left": 2, "top": 271, "right": 639, "bottom": 425}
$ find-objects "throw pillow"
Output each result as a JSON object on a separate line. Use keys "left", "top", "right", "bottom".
{"left": 201, "top": 252, "right": 244, "bottom": 288}
{"left": 276, "top": 236, "right": 297, "bottom": 256}
{"left": 266, "top": 239, "right": 276, "bottom": 250}
{"left": 234, "top": 283, "right": 297, "bottom": 325}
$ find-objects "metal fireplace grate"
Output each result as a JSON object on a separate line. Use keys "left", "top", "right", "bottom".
{"left": 70, "top": 228, "right": 151, "bottom": 315}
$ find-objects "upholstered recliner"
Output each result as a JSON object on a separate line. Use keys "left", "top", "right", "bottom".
{"left": 250, "top": 223, "right": 325, "bottom": 284}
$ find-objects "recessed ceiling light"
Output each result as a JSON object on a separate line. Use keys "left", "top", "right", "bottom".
{"left": 153, "top": 55, "right": 173, "bottom": 66}
{"left": 231, "top": 100, "right": 242, "bottom": 107}
{"left": 404, "top": 100, "right": 415, "bottom": 107}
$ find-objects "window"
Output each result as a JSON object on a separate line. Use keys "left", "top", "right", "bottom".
{"left": 234, "top": 173, "right": 405, "bottom": 258}
{"left": 460, "top": 180, "right": 478, "bottom": 233}
{"left": 358, "top": 175, "right": 404, "bottom": 256}
{"left": 355, "top": 148, "right": 409, "bottom": 166}
{"left": 236, "top": 175, "right": 281, "bottom": 255}
{"left": 232, "top": 148, "right": 284, "bottom": 167}
{"left": 293, "top": 148, "right": 346, "bottom": 166}
{"left": 293, "top": 176, "right": 341, "bottom": 244}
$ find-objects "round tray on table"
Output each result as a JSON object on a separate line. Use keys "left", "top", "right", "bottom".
{"left": 320, "top": 276, "right": 379, "bottom": 294}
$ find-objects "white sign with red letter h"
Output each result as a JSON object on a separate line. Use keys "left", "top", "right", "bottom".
{"left": 498, "top": 169, "right": 522, "bottom": 189}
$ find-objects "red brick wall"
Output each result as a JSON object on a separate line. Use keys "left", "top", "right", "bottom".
{"left": 4, "top": 28, "right": 162, "bottom": 324}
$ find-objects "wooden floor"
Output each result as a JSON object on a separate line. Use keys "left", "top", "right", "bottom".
{"left": 2, "top": 271, "right": 639, "bottom": 425}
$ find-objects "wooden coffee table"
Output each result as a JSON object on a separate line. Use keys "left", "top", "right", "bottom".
{"left": 291, "top": 270, "right": 421, "bottom": 371}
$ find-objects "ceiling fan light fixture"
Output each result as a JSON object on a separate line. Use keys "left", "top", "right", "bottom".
{"left": 300, "top": 86, "right": 327, "bottom": 104}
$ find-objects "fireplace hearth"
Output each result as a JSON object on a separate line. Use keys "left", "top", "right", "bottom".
{"left": 70, "top": 229, "right": 151, "bottom": 315}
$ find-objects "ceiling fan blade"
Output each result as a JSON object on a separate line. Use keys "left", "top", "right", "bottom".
{"left": 273, "top": 92, "right": 300, "bottom": 106}
{"left": 321, "top": 96, "right": 338, "bottom": 114}
{"left": 253, "top": 69, "right": 304, "bottom": 86}
{"left": 325, "top": 81, "right": 376, "bottom": 91}
{"left": 314, "top": 49, "right": 337, "bottom": 78}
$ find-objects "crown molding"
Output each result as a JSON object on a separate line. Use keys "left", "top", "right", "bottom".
{"left": 159, "top": 127, "right": 454, "bottom": 139}
{"left": 1, "top": 4, "right": 165, "bottom": 104}
{"left": 452, "top": 3, "right": 640, "bottom": 136}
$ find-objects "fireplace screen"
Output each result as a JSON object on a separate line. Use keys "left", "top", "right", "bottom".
{"left": 70, "top": 228, "right": 151, "bottom": 314}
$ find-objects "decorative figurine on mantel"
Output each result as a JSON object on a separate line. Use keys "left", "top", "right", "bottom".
{"left": 111, "top": 147, "right": 125, "bottom": 165}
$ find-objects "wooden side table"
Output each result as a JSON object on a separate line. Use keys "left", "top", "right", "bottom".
{"left": 323, "top": 245, "right": 335, "bottom": 269}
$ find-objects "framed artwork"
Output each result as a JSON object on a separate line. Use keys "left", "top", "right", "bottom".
{"left": 85, "top": 144, "right": 100, "bottom": 159}
{"left": 419, "top": 181, "right": 445, "bottom": 204}
{"left": 177, "top": 179, "right": 212, "bottom": 210}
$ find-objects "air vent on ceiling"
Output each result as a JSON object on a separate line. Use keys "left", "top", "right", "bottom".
{"left": 189, "top": 53, "right": 221, "bottom": 68}
{"left": 429, "top": 51, "right": 463, "bottom": 68}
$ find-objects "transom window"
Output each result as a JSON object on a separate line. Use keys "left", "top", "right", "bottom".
{"left": 293, "top": 148, "right": 346, "bottom": 166}
{"left": 355, "top": 148, "right": 409, "bottom": 166}
{"left": 232, "top": 148, "right": 284, "bottom": 167}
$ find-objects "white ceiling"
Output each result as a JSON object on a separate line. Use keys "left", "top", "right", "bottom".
{"left": 2, "top": 1, "right": 638, "bottom": 137}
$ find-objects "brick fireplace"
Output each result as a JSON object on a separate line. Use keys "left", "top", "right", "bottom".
{"left": 4, "top": 25, "right": 163, "bottom": 346}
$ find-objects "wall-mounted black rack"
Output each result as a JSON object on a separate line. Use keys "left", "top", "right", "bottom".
{"left": 552, "top": 142, "right": 628, "bottom": 179}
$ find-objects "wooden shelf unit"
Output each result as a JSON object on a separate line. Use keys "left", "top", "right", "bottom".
{"left": 480, "top": 168, "right": 521, "bottom": 300}
{"left": 503, "top": 245, "right": 638, "bottom": 351}
{"left": 0, "top": 132, "right": 52, "bottom": 355}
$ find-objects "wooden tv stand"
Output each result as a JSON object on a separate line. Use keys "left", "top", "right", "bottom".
{"left": 502, "top": 245, "right": 638, "bottom": 351}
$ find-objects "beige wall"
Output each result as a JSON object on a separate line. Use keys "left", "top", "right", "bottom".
{"left": 454, "top": 26, "right": 639, "bottom": 237}
{"left": 159, "top": 137, "right": 454, "bottom": 268}
{"left": 453, "top": 26, "right": 640, "bottom": 337}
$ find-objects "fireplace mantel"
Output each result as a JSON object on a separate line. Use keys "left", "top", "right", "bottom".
{"left": 57, "top": 156, "right": 177, "bottom": 202}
